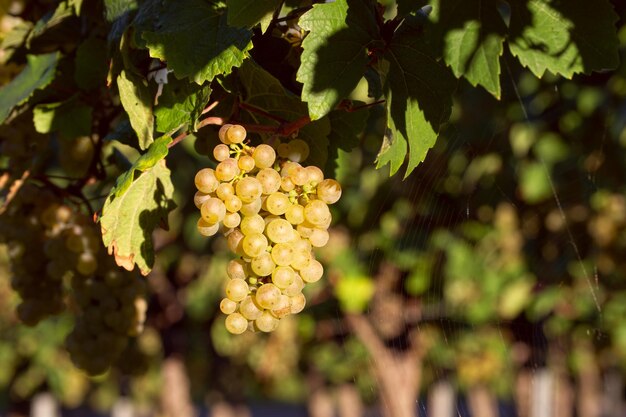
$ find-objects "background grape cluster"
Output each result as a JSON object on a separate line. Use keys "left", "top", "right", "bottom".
{"left": 194, "top": 125, "right": 341, "bottom": 334}
{"left": 0, "top": 184, "right": 147, "bottom": 375}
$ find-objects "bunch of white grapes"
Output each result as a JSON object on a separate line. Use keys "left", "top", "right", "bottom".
{"left": 0, "top": 183, "right": 148, "bottom": 375}
{"left": 194, "top": 124, "right": 342, "bottom": 334}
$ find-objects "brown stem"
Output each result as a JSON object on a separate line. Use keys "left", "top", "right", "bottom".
{"left": 239, "top": 102, "right": 288, "bottom": 123}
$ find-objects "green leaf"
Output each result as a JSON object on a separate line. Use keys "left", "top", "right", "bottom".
{"left": 75, "top": 37, "right": 109, "bottom": 91}
{"left": 335, "top": 275, "right": 375, "bottom": 313}
{"left": 117, "top": 70, "right": 154, "bottom": 150}
{"left": 297, "top": 0, "right": 380, "bottom": 120}
{"left": 325, "top": 106, "right": 368, "bottom": 176}
{"left": 104, "top": 0, "right": 138, "bottom": 22}
{"left": 0, "top": 22, "right": 33, "bottom": 62}
{"left": 154, "top": 79, "right": 211, "bottom": 134}
{"left": 226, "top": 0, "right": 281, "bottom": 29}
{"left": 237, "top": 60, "right": 330, "bottom": 168}
{"left": 0, "top": 53, "right": 59, "bottom": 124}
{"left": 508, "top": 0, "right": 619, "bottom": 78}
{"left": 33, "top": 99, "right": 92, "bottom": 138}
{"left": 430, "top": 0, "right": 506, "bottom": 97}
{"left": 519, "top": 161, "right": 551, "bottom": 203}
{"left": 101, "top": 159, "right": 176, "bottom": 275}
{"left": 378, "top": 23, "right": 456, "bottom": 176}
{"left": 26, "top": 1, "right": 78, "bottom": 49}
{"left": 142, "top": 0, "right": 253, "bottom": 84}
{"left": 112, "top": 135, "right": 172, "bottom": 197}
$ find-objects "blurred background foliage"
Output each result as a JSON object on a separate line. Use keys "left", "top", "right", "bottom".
{"left": 1, "top": 0, "right": 626, "bottom": 416}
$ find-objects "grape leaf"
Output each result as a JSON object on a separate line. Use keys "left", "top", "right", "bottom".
{"left": 226, "top": 0, "right": 281, "bottom": 29}
{"left": 101, "top": 159, "right": 176, "bottom": 275}
{"left": 377, "top": 22, "right": 456, "bottom": 177}
{"left": 117, "top": 70, "right": 154, "bottom": 150}
{"left": 112, "top": 135, "right": 172, "bottom": 197}
{"left": 0, "top": 53, "right": 59, "bottom": 124}
{"left": 154, "top": 79, "right": 211, "bottom": 134}
{"left": 75, "top": 37, "right": 109, "bottom": 91}
{"left": 33, "top": 99, "right": 92, "bottom": 138}
{"left": 297, "top": 0, "right": 380, "bottom": 120}
{"left": 237, "top": 60, "right": 331, "bottom": 169}
{"left": 325, "top": 106, "right": 368, "bottom": 176}
{"left": 508, "top": 0, "right": 619, "bottom": 78}
{"left": 142, "top": 0, "right": 253, "bottom": 84}
{"left": 430, "top": 0, "right": 506, "bottom": 98}
{"left": 104, "top": 0, "right": 138, "bottom": 22}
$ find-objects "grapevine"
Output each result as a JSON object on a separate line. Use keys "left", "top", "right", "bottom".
{"left": 0, "top": 183, "right": 147, "bottom": 375}
{"left": 194, "top": 124, "right": 341, "bottom": 334}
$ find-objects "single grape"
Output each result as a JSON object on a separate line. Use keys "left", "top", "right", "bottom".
{"left": 215, "top": 158, "right": 240, "bottom": 182}
{"left": 296, "top": 222, "right": 315, "bottom": 238}
{"left": 223, "top": 212, "right": 241, "bottom": 229}
{"left": 238, "top": 155, "right": 255, "bottom": 172}
{"left": 227, "top": 229, "right": 245, "bottom": 254}
{"left": 290, "top": 293, "right": 306, "bottom": 314}
{"left": 224, "top": 195, "right": 243, "bottom": 213}
{"left": 255, "top": 310, "right": 279, "bottom": 332}
{"left": 200, "top": 198, "right": 226, "bottom": 224}
{"left": 256, "top": 168, "right": 282, "bottom": 194}
{"left": 291, "top": 248, "right": 311, "bottom": 271}
{"left": 286, "top": 139, "right": 310, "bottom": 162}
{"left": 236, "top": 177, "right": 263, "bottom": 203}
{"left": 240, "top": 214, "right": 265, "bottom": 235}
{"left": 265, "top": 219, "right": 294, "bottom": 243}
{"left": 213, "top": 144, "right": 230, "bottom": 161}
{"left": 226, "top": 278, "right": 249, "bottom": 302}
{"left": 220, "top": 298, "right": 237, "bottom": 314}
{"left": 225, "top": 313, "right": 248, "bottom": 334}
{"left": 309, "top": 228, "right": 330, "bottom": 247}
{"left": 266, "top": 192, "right": 291, "bottom": 215}
{"left": 316, "top": 179, "right": 342, "bottom": 204}
{"left": 300, "top": 259, "right": 323, "bottom": 283}
{"left": 304, "top": 200, "right": 331, "bottom": 226}
{"left": 216, "top": 183, "right": 235, "bottom": 200}
{"left": 277, "top": 142, "right": 290, "bottom": 158}
{"left": 240, "top": 296, "right": 263, "bottom": 320}
{"left": 218, "top": 124, "right": 234, "bottom": 143}
{"left": 226, "top": 125, "right": 246, "bottom": 144}
{"left": 280, "top": 177, "right": 295, "bottom": 192}
{"left": 271, "top": 266, "right": 295, "bottom": 289}
{"left": 242, "top": 233, "right": 269, "bottom": 258}
{"left": 304, "top": 166, "right": 324, "bottom": 185}
{"left": 227, "top": 259, "right": 247, "bottom": 280}
{"left": 270, "top": 243, "right": 293, "bottom": 267}
{"left": 77, "top": 252, "right": 98, "bottom": 275}
{"left": 285, "top": 204, "right": 305, "bottom": 225}
{"left": 252, "top": 144, "right": 276, "bottom": 169}
{"left": 250, "top": 252, "right": 275, "bottom": 277}
{"left": 255, "top": 283, "right": 281, "bottom": 309}
{"left": 195, "top": 168, "right": 219, "bottom": 193}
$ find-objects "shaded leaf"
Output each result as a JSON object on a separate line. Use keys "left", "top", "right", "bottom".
{"left": 117, "top": 70, "right": 154, "bottom": 150}
{"left": 430, "top": 0, "right": 506, "bottom": 97}
{"left": 325, "top": 105, "right": 368, "bottom": 176}
{"left": 508, "top": 0, "right": 619, "bottom": 78}
{"left": 75, "top": 37, "right": 109, "bottom": 91}
{"left": 377, "top": 22, "right": 456, "bottom": 176}
{"left": 0, "top": 53, "right": 59, "bottom": 124}
{"left": 226, "top": 0, "right": 281, "bottom": 29}
{"left": 142, "top": 0, "right": 253, "bottom": 84}
{"left": 101, "top": 159, "right": 176, "bottom": 275}
{"left": 237, "top": 60, "right": 330, "bottom": 168}
{"left": 297, "top": 0, "right": 380, "bottom": 120}
{"left": 33, "top": 98, "right": 92, "bottom": 138}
